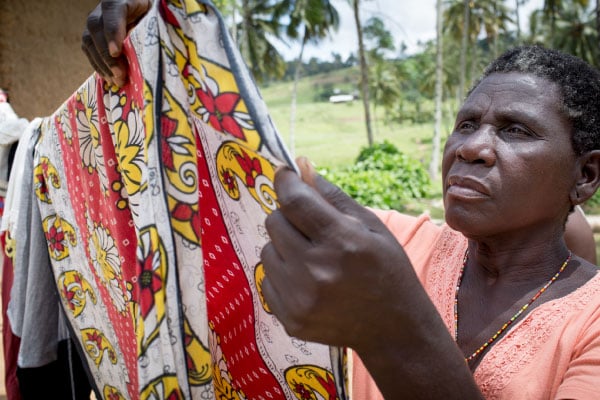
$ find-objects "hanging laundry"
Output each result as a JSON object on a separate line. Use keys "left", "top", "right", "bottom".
{"left": 0, "top": 89, "right": 30, "bottom": 400}
{"left": 21, "top": 0, "right": 348, "bottom": 399}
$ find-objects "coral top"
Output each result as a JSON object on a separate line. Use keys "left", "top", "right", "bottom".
{"left": 351, "top": 211, "right": 600, "bottom": 399}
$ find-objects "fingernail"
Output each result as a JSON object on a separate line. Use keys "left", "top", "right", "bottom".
{"left": 108, "top": 41, "right": 120, "bottom": 57}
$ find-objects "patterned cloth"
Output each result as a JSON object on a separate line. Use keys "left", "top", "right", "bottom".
{"left": 30, "top": 0, "right": 347, "bottom": 398}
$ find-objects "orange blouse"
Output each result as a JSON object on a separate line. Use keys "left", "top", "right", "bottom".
{"left": 351, "top": 210, "right": 600, "bottom": 399}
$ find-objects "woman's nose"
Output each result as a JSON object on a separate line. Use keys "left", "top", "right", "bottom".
{"left": 455, "top": 126, "right": 496, "bottom": 166}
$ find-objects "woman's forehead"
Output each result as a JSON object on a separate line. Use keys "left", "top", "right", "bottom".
{"left": 464, "top": 72, "right": 563, "bottom": 112}
{"left": 459, "top": 72, "right": 572, "bottom": 135}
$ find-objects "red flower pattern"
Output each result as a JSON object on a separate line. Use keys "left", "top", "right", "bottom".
{"left": 294, "top": 383, "right": 313, "bottom": 400}
{"left": 46, "top": 224, "right": 65, "bottom": 253}
{"left": 220, "top": 168, "right": 237, "bottom": 193}
{"left": 316, "top": 373, "right": 339, "bottom": 399}
{"left": 196, "top": 88, "right": 245, "bottom": 140}
{"left": 36, "top": 173, "right": 49, "bottom": 196}
{"left": 161, "top": 116, "right": 178, "bottom": 171}
{"left": 234, "top": 150, "right": 262, "bottom": 187}
{"left": 138, "top": 250, "right": 163, "bottom": 319}
{"left": 171, "top": 202, "right": 202, "bottom": 241}
{"left": 86, "top": 330, "right": 103, "bottom": 349}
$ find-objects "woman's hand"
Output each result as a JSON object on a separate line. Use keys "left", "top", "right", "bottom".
{"left": 81, "top": 0, "right": 152, "bottom": 86}
{"left": 261, "top": 157, "right": 418, "bottom": 350}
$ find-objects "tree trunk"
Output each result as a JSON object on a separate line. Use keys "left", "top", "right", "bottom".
{"left": 230, "top": 0, "right": 238, "bottom": 44}
{"left": 353, "top": 0, "right": 374, "bottom": 146}
{"left": 492, "top": 0, "right": 498, "bottom": 58}
{"left": 458, "top": 0, "right": 469, "bottom": 104}
{"left": 241, "top": 0, "right": 252, "bottom": 67}
{"left": 515, "top": 0, "right": 521, "bottom": 40}
{"left": 430, "top": 0, "right": 444, "bottom": 180}
{"left": 289, "top": 37, "right": 307, "bottom": 157}
{"left": 597, "top": 0, "right": 600, "bottom": 65}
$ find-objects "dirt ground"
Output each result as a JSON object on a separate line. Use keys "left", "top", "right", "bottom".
{"left": 0, "top": 0, "right": 98, "bottom": 120}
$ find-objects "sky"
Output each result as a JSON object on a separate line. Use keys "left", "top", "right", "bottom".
{"left": 274, "top": 0, "right": 545, "bottom": 61}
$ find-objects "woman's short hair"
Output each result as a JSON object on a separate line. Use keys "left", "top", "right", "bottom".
{"left": 469, "top": 46, "right": 600, "bottom": 155}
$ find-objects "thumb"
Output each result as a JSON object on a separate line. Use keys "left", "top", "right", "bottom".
{"left": 102, "top": 0, "right": 151, "bottom": 57}
{"left": 296, "top": 157, "right": 382, "bottom": 225}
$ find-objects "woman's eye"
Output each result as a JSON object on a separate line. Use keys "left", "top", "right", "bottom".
{"left": 503, "top": 125, "right": 532, "bottom": 137}
{"left": 457, "top": 121, "right": 477, "bottom": 132}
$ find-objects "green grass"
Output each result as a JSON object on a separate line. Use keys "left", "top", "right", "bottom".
{"left": 269, "top": 101, "right": 437, "bottom": 168}
{"left": 259, "top": 70, "right": 448, "bottom": 218}
{"left": 260, "top": 75, "right": 447, "bottom": 170}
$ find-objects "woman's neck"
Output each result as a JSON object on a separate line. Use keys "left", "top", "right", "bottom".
{"left": 465, "top": 235, "right": 570, "bottom": 285}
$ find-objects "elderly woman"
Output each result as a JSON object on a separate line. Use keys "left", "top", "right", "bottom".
{"left": 261, "top": 46, "right": 600, "bottom": 399}
{"left": 83, "top": 3, "right": 600, "bottom": 397}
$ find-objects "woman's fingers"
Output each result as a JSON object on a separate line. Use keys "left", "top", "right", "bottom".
{"left": 82, "top": 0, "right": 151, "bottom": 86}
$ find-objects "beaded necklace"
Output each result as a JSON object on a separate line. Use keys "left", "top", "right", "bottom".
{"left": 454, "top": 250, "right": 572, "bottom": 362}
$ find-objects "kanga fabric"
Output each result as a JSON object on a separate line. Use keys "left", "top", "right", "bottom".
{"left": 31, "top": 0, "right": 347, "bottom": 399}
{"left": 353, "top": 210, "right": 600, "bottom": 400}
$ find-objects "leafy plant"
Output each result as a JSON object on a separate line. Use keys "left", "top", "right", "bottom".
{"left": 583, "top": 190, "right": 600, "bottom": 214}
{"left": 319, "top": 141, "right": 432, "bottom": 210}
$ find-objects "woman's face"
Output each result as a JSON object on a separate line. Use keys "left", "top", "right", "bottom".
{"left": 442, "top": 72, "right": 576, "bottom": 239}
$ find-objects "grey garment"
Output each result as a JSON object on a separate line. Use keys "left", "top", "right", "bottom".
{"left": 6, "top": 125, "right": 66, "bottom": 368}
{"left": 0, "top": 118, "right": 27, "bottom": 196}
{"left": 0, "top": 103, "right": 28, "bottom": 196}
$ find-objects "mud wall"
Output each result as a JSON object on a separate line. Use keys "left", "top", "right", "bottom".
{"left": 0, "top": 0, "right": 99, "bottom": 119}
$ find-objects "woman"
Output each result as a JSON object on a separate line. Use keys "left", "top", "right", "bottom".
{"left": 82, "top": 3, "right": 600, "bottom": 398}
{"left": 260, "top": 47, "right": 600, "bottom": 398}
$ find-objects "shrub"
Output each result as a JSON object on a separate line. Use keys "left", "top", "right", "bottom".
{"left": 319, "top": 141, "right": 432, "bottom": 211}
{"left": 583, "top": 190, "right": 600, "bottom": 214}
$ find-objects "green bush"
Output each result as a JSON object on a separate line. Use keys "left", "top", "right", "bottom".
{"left": 319, "top": 141, "right": 432, "bottom": 211}
{"left": 583, "top": 190, "right": 600, "bottom": 214}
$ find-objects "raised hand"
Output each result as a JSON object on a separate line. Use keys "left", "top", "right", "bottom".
{"left": 81, "top": 0, "right": 152, "bottom": 86}
{"left": 261, "top": 158, "right": 420, "bottom": 350}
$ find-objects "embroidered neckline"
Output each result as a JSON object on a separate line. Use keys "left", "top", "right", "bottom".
{"left": 425, "top": 224, "right": 600, "bottom": 396}
{"left": 454, "top": 250, "right": 572, "bottom": 362}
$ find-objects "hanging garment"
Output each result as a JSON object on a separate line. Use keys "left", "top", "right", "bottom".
{"left": 31, "top": 0, "right": 348, "bottom": 399}
{"left": 0, "top": 97, "right": 28, "bottom": 400}
{"left": 0, "top": 101, "right": 28, "bottom": 198}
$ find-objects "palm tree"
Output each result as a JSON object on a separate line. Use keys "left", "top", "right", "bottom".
{"left": 514, "top": 0, "right": 531, "bottom": 39}
{"left": 459, "top": 0, "right": 470, "bottom": 103}
{"left": 364, "top": 16, "right": 397, "bottom": 133}
{"left": 475, "top": 0, "right": 514, "bottom": 57}
{"left": 541, "top": 0, "right": 563, "bottom": 37}
{"left": 530, "top": 0, "right": 597, "bottom": 64}
{"left": 444, "top": 0, "right": 513, "bottom": 95}
{"left": 278, "top": 0, "right": 340, "bottom": 155}
{"left": 368, "top": 59, "right": 400, "bottom": 132}
{"left": 238, "top": 0, "right": 287, "bottom": 82}
{"left": 431, "top": 0, "right": 444, "bottom": 180}
{"left": 597, "top": 0, "right": 600, "bottom": 57}
{"left": 553, "top": 1, "right": 598, "bottom": 64}
{"left": 350, "top": 0, "right": 374, "bottom": 146}
{"left": 444, "top": 0, "right": 482, "bottom": 103}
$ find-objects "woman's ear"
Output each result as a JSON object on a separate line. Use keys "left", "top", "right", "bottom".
{"left": 571, "top": 150, "right": 600, "bottom": 205}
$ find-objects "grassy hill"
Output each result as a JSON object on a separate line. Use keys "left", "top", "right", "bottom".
{"left": 258, "top": 67, "right": 446, "bottom": 170}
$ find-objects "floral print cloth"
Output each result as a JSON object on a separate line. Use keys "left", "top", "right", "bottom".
{"left": 31, "top": 0, "right": 347, "bottom": 399}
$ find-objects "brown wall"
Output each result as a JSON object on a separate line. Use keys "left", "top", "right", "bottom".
{"left": 0, "top": 0, "right": 99, "bottom": 120}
